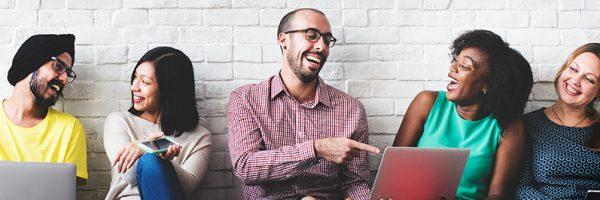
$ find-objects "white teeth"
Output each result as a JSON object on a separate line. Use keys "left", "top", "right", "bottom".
{"left": 566, "top": 84, "right": 580, "bottom": 94}
{"left": 305, "top": 55, "right": 321, "bottom": 63}
{"left": 50, "top": 84, "right": 60, "bottom": 91}
{"left": 447, "top": 76, "right": 458, "bottom": 83}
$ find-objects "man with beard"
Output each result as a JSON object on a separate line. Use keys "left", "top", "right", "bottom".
{"left": 0, "top": 34, "right": 87, "bottom": 183}
{"left": 227, "top": 8, "right": 379, "bottom": 200}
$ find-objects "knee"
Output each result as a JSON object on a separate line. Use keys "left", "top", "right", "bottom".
{"left": 138, "top": 153, "right": 160, "bottom": 165}
{"left": 137, "top": 154, "right": 162, "bottom": 174}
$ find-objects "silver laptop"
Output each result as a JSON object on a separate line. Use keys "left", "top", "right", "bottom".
{"left": 0, "top": 161, "right": 76, "bottom": 200}
{"left": 370, "top": 147, "right": 470, "bottom": 200}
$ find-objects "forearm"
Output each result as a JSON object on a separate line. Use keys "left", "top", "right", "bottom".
{"left": 172, "top": 152, "right": 210, "bottom": 194}
{"left": 232, "top": 140, "right": 319, "bottom": 184}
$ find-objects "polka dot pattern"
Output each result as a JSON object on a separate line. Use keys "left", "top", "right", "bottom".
{"left": 516, "top": 108, "right": 600, "bottom": 199}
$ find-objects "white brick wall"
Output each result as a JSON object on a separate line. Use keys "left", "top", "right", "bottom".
{"left": 0, "top": 0, "right": 596, "bottom": 199}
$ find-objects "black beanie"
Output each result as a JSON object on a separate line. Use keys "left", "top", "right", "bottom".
{"left": 7, "top": 34, "right": 75, "bottom": 86}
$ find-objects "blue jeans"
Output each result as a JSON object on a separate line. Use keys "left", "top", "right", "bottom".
{"left": 137, "top": 154, "right": 185, "bottom": 200}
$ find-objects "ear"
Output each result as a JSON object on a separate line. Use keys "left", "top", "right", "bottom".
{"left": 278, "top": 32, "right": 287, "bottom": 51}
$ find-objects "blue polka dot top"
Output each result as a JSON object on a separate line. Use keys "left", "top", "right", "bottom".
{"left": 516, "top": 108, "right": 600, "bottom": 199}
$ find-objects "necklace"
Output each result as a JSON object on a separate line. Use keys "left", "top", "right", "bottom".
{"left": 551, "top": 106, "right": 587, "bottom": 127}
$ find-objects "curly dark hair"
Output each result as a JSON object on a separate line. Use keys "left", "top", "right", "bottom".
{"left": 451, "top": 30, "right": 533, "bottom": 129}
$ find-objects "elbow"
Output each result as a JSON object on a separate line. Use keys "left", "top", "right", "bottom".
{"left": 231, "top": 156, "right": 265, "bottom": 185}
{"left": 232, "top": 163, "right": 261, "bottom": 185}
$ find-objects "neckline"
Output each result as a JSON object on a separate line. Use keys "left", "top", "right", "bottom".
{"left": 441, "top": 91, "right": 492, "bottom": 123}
{"left": 126, "top": 111, "right": 159, "bottom": 127}
{"left": 0, "top": 99, "right": 51, "bottom": 130}
{"left": 539, "top": 107, "right": 596, "bottom": 130}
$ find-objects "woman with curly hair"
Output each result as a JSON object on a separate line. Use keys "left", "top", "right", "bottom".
{"left": 393, "top": 30, "right": 533, "bottom": 199}
{"left": 516, "top": 43, "right": 600, "bottom": 199}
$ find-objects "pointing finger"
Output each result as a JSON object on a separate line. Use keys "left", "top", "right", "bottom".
{"left": 349, "top": 140, "right": 380, "bottom": 154}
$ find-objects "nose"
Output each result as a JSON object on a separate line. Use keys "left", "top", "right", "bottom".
{"left": 313, "top": 36, "right": 327, "bottom": 52}
{"left": 572, "top": 75, "right": 583, "bottom": 87}
{"left": 130, "top": 80, "right": 140, "bottom": 92}
{"left": 57, "top": 72, "right": 68, "bottom": 84}
{"left": 449, "top": 62, "right": 458, "bottom": 73}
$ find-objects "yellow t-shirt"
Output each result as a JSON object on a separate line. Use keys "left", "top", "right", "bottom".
{"left": 0, "top": 104, "right": 88, "bottom": 179}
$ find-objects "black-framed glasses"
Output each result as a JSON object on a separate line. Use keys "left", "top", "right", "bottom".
{"left": 284, "top": 28, "right": 337, "bottom": 48}
{"left": 50, "top": 56, "right": 76, "bottom": 83}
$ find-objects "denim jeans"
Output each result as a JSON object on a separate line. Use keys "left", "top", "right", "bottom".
{"left": 137, "top": 154, "right": 185, "bottom": 200}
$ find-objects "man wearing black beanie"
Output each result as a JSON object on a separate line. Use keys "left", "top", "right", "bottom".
{"left": 0, "top": 34, "right": 88, "bottom": 183}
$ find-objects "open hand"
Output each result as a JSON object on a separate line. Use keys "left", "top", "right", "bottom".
{"left": 112, "top": 143, "right": 144, "bottom": 173}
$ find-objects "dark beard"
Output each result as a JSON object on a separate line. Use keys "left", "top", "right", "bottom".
{"left": 286, "top": 51, "right": 321, "bottom": 83}
{"left": 29, "top": 70, "right": 61, "bottom": 108}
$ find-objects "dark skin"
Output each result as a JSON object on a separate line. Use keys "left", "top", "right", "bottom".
{"left": 393, "top": 47, "right": 526, "bottom": 199}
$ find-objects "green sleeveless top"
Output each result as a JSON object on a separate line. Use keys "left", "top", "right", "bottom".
{"left": 417, "top": 91, "right": 502, "bottom": 200}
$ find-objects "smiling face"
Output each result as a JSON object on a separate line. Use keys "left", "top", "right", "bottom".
{"left": 446, "top": 47, "right": 490, "bottom": 105}
{"left": 278, "top": 10, "right": 331, "bottom": 83}
{"left": 28, "top": 52, "right": 72, "bottom": 108}
{"left": 130, "top": 62, "right": 160, "bottom": 115}
{"left": 556, "top": 52, "right": 600, "bottom": 109}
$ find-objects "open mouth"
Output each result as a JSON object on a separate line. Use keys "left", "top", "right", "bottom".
{"left": 48, "top": 80, "right": 63, "bottom": 95}
{"left": 564, "top": 81, "right": 581, "bottom": 96}
{"left": 303, "top": 53, "right": 322, "bottom": 71}
{"left": 133, "top": 95, "right": 145, "bottom": 103}
{"left": 447, "top": 76, "right": 459, "bottom": 92}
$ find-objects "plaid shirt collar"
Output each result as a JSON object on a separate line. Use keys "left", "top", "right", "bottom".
{"left": 270, "top": 72, "right": 332, "bottom": 108}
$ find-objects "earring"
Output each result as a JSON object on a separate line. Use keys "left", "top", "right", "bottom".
{"left": 283, "top": 46, "right": 286, "bottom": 49}
{"left": 483, "top": 88, "right": 487, "bottom": 95}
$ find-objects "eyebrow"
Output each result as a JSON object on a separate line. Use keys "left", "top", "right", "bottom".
{"left": 134, "top": 71, "right": 152, "bottom": 79}
{"left": 463, "top": 56, "right": 478, "bottom": 68}
{"left": 56, "top": 57, "right": 72, "bottom": 68}
{"left": 574, "top": 62, "right": 600, "bottom": 79}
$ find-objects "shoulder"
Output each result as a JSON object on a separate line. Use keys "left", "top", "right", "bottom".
{"left": 48, "top": 109, "right": 86, "bottom": 140}
{"left": 323, "top": 83, "right": 363, "bottom": 108}
{"left": 408, "top": 90, "right": 439, "bottom": 115}
{"left": 501, "top": 118, "right": 526, "bottom": 139}
{"left": 230, "top": 77, "right": 273, "bottom": 99}
{"left": 104, "top": 111, "right": 130, "bottom": 125}
{"left": 178, "top": 124, "right": 212, "bottom": 144}
{"left": 48, "top": 108, "right": 84, "bottom": 129}
{"left": 414, "top": 90, "right": 438, "bottom": 106}
{"left": 521, "top": 108, "right": 545, "bottom": 124}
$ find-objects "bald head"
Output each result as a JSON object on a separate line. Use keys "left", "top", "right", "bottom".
{"left": 277, "top": 8, "right": 327, "bottom": 37}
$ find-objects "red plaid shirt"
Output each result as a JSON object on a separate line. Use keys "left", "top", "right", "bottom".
{"left": 227, "top": 74, "right": 372, "bottom": 200}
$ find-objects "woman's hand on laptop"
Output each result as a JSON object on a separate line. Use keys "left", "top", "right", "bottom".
{"left": 314, "top": 137, "right": 380, "bottom": 164}
{"left": 112, "top": 143, "right": 145, "bottom": 173}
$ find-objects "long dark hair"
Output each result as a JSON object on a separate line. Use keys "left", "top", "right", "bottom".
{"left": 128, "top": 46, "right": 199, "bottom": 137}
{"left": 451, "top": 30, "right": 534, "bottom": 129}
{"left": 554, "top": 43, "right": 600, "bottom": 151}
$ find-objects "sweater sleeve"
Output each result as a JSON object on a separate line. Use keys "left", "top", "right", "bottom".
{"left": 171, "top": 126, "right": 212, "bottom": 195}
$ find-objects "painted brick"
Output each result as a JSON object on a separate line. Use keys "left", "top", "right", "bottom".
{"left": 205, "top": 9, "right": 259, "bottom": 25}
{"left": 40, "top": 10, "right": 93, "bottom": 26}
{"left": 342, "top": 9, "right": 367, "bottom": 27}
{"left": 179, "top": 0, "right": 231, "bottom": 8}
{"left": 149, "top": 9, "right": 203, "bottom": 26}
{"left": 0, "top": 10, "right": 37, "bottom": 26}
{"left": 66, "top": 0, "right": 121, "bottom": 9}
{"left": 112, "top": 9, "right": 148, "bottom": 26}
{"left": 180, "top": 27, "right": 233, "bottom": 44}
{"left": 345, "top": 62, "right": 397, "bottom": 80}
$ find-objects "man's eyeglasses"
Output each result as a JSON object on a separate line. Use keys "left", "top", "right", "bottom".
{"left": 50, "top": 56, "right": 76, "bottom": 83}
{"left": 284, "top": 28, "right": 337, "bottom": 48}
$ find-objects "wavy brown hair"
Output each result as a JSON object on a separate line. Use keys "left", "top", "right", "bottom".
{"left": 553, "top": 43, "right": 600, "bottom": 151}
